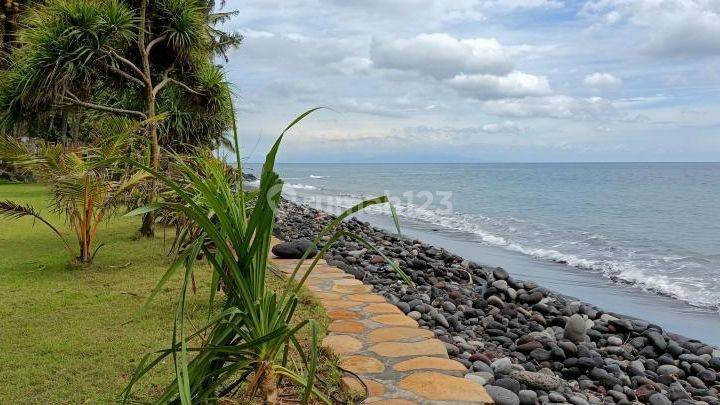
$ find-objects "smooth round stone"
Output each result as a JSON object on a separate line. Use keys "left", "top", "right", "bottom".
{"left": 488, "top": 295, "right": 506, "bottom": 308}
{"left": 396, "top": 301, "right": 411, "bottom": 314}
{"left": 645, "top": 331, "right": 667, "bottom": 351}
{"left": 607, "top": 390, "right": 627, "bottom": 401}
{"left": 548, "top": 391, "right": 565, "bottom": 402}
{"left": 271, "top": 239, "right": 317, "bottom": 258}
{"left": 657, "top": 364, "right": 683, "bottom": 377}
{"left": 564, "top": 314, "right": 587, "bottom": 343}
{"left": 517, "top": 341, "right": 543, "bottom": 353}
{"left": 530, "top": 348, "right": 552, "bottom": 362}
{"left": 473, "top": 360, "right": 494, "bottom": 373}
{"left": 465, "top": 372, "right": 489, "bottom": 386}
{"left": 407, "top": 311, "right": 422, "bottom": 320}
{"left": 494, "top": 377, "right": 522, "bottom": 394}
{"left": 687, "top": 375, "right": 707, "bottom": 389}
{"left": 493, "top": 280, "right": 509, "bottom": 291}
{"left": 648, "top": 393, "right": 672, "bottom": 405}
{"left": 578, "top": 379, "right": 596, "bottom": 390}
{"left": 493, "top": 268, "right": 509, "bottom": 280}
{"left": 698, "top": 369, "right": 716, "bottom": 383}
{"left": 433, "top": 312, "right": 450, "bottom": 328}
{"left": 607, "top": 336, "right": 623, "bottom": 346}
{"left": 526, "top": 291, "right": 543, "bottom": 305}
{"left": 570, "top": 396, "right": 590, "bottom": 405}
{"left": 486, "top": 385, "right": 520, "bottom": 405}
{"left": 519, "top": 390, "right": 538, "bottom": 405}
{"left": 667, "top": 382, "right": 689, "bottom": 401}
{"left": 492, "top": 357, "right": 513, "bottom": 375}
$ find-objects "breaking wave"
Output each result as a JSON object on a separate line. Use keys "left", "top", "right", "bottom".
{"left": 290, "top": 190, "right": 720, "bottom": 311}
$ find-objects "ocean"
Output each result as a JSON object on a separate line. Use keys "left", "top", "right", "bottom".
{"left": 246, "top": 162, "right": 720, "bottom": 345}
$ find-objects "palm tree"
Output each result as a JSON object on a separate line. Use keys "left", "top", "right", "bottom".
{"left": 0, "top": 130, "right": 148, "bottom": 264}
{"left": 0, "top": 0, "right": 241, "bottom": 236}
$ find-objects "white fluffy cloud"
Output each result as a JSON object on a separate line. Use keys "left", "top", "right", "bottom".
{"left": 370, "top": 34, "right": 552, "bottom": 100}
{"left": 581, "top": 0, "right": 720, "bottom": 57}
{"left": 370, "top": 34, "right": 513, "bottom": 79}
{"left": 448, "top": 71, "right": 552, "bottom": 99}
{"left": 483, "top": 95, "right": 617, "bottom": 119}
{"left": 584, "top": 72, "right": 622, "bottom": 88}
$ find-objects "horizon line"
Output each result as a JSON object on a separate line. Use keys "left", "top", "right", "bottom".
{"left": 241, "top": 161, "right": 720, "bottom": 165}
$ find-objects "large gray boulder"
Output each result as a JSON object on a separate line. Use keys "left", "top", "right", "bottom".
{"left": 271, "top": 239, "right": 317, "bottom": 259}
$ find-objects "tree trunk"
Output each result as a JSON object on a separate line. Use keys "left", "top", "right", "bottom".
{"left": 260, "top": 367, "right": 279, "bottom": 405}
{"left": 138, "top": 0, "right": 157, "bottom": 238}
{"left": 140, "top": 98, "right": 159, "bottom": 237}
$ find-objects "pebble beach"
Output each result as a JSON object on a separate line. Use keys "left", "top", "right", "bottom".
{"left": 274, "top": 199, "right": 720, "bottom": 405}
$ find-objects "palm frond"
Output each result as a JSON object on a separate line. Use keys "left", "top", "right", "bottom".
{"left": 0, "top": 199, "right": 76, "bottom": 261}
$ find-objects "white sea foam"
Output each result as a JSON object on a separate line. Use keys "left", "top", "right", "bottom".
{"left": 290, "top": 190, "right": 720, "bottom": 310}
{"left": 310, "top": 175, "right": 327, "bottom": 179}
{"left": 286, "top": 183, "right": 317, "bottom": 190}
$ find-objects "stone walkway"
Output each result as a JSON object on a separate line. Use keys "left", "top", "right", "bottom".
{"left": 271, "top": 239, "right": 493, "bottom": 404}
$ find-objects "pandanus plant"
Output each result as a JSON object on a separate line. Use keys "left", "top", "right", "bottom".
{"left": 0, "top": 133, "right": 147, "bottom": 264}
{"left": 121, "top": 109, "right": 411, "bottom": 404}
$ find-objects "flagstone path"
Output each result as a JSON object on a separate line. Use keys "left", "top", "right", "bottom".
{"left": 271, "top": 238, "right": 493, "bottom": 404}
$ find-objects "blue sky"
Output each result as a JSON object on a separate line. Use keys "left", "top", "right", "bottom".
{"left": 222, "top": 0, "right": 720, "bottom": 163}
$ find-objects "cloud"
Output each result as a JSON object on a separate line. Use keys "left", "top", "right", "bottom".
{"left": 327, "top": 57, "right": 373, "bottom": 75}
{"left": 482, "top": 95, "right": 648, "bottom": 122}
{"left": 483, "top": 95, "right": 617, "bottom": 119}
{"left": 396, "top": 123, "right": 524, "bottom": 144}
{"left": 581, "top": 0, "right": 720, "bottom": 57}
{"left": 265, "top": 80, "right": 319, "bottom": 97}
{"left": 321, "top": 0, "right": 486, "bottom": 22}
{"left": 448, "top": 71, "right": 552, "bottom": 99}
{"left": 324, "top": 0, "right": 563, "bottom": 18}
{"left": 238, "top": 30, "right": 360, "bottom": 67}
{"left": 584, "top": 72, "right": 622, "bottom": 88}
{"left": 338, "top": 99, "right": 409, "bottom": 118}
{"left": 223, "top": 0, "right": 720, "bottom": 162}
{"left": 481, "top": 0, "right": 564, "bottom": 11}
{"left": 370, "top": 34, "right": 513, "bottom": 79}
{"left": 481, "top": 121, "right": 522, "bottom": 134}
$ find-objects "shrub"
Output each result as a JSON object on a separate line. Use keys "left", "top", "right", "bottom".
{"left": 0, "top": 134, "right": 147, "bottom": 264}
{"left": 122, "top": 109, "right": 410, "bottom": 404}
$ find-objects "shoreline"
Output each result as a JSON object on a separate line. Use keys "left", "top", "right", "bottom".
{"left": 275, "top": 199, "right": 720, "bottom": 405}
{"left": 257, "top": 161, "right": 720, "bottom": 314}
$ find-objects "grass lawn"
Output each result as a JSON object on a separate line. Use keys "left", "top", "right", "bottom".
{"left": 0, "top": 183, "right": 342, "bottom": 404}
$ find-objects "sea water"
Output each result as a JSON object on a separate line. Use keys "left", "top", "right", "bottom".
{"left": 246, "top": 162, "right": 720, "bottom": 345}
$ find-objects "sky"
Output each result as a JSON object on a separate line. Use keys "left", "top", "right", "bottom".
{"left": 222, "top": 0, "right": 720, "bottom": 163}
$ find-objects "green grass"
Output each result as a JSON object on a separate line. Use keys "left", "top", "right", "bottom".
{"left": 0, "top": 183, "right": 341, "bottom": 404}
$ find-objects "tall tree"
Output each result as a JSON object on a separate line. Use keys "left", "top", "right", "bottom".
{"left": 0, "top": 0, "right": 241, "bottom": 235}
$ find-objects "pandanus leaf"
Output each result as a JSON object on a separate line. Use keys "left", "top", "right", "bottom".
{"left": 122, "top": 108, "right": 409, "bottom": 404}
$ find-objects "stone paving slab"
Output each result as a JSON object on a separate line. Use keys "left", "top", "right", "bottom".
{"left": 271, "top": 238, "right": 493, "bottom": 404}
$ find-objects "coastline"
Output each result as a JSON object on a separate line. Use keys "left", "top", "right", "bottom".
{"left": 275, "top": 199, "right": 720, "bottom": 405}
{"left": 257, "top": 162, "right": 720, "bottom": 317}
